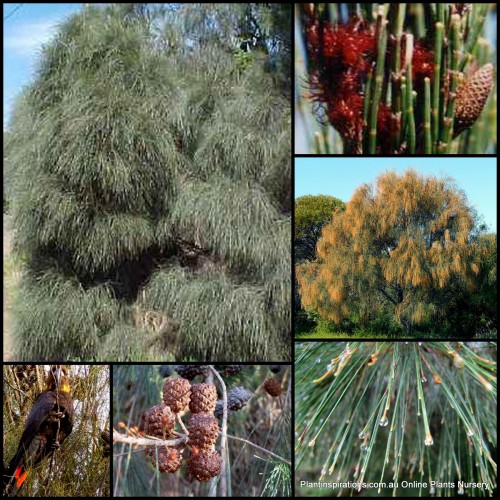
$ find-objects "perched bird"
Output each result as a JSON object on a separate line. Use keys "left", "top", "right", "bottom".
{"left": 100, "top": 430, "right": 110, "bottom": 459}
{"left": 3, "top": 365, "right": 74, "bottom": 497}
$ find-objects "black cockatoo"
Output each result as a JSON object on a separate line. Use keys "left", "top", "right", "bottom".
{"left": 3, "top": 365, "right": 74, "bottom": 497}
{"left": 100, "top": 429, "right": 110, "bottom": 459}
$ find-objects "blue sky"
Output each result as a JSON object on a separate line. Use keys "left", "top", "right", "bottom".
{"left": 3, "top": 3, "right": 83, "bottom": 128}
{"left": 295, "top": 157, "right": 497, "bottom": 233}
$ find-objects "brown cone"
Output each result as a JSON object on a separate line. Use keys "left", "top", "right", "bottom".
{"left": 187, "top": 449, "right": 222, "bottom": 482}
{"left": 189, "top": 383, "right": 217, "bottom": 414}
{"left": 188, "top": 412, "right": 219, "bottom": 450}
{"left": 263, "top": 379, "right": 283, "bottom": 397}
{"left": 150, "top": 447, "right": 183, "bottom": 473}
{"left": 223, "top": 365, "right": 244, "bottom": 376}
{"left": 454, "top": 63, "right": 494, "bottom": 137}
{"left": 163, "top": 378, "right": 191, "bottom": 413}
{"left": 141, "top": 403, "right": 175, "bottom": 438}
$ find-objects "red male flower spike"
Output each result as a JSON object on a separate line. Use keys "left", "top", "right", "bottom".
{"left": 412, "top": 43, "right": 434, "bottom": 82}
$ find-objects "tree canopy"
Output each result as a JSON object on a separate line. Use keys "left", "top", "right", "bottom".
{"left": 297, "top": 169, "right": 491, "bottom": 334}
{"left": 5, "top": 4, "right": 291, "bottom": 361}
{"left": 294, "top": 195, "right": 345, "bottom": 322}
{"left": 294, "top": 195, "right": 345, "bottom": 261}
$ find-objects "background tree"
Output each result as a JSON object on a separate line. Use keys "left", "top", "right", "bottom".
{"left": 5, "top": 4, "right": 290, "bottom": 361}
{"left": 112, "top": 365, "right": 291, "bottom": 497}
{"left": 297, "top": 169, "right": 492, "bottom": 336}
{"left": 295, "top": 195, "right": 345, "bottom": 261}
{"left": 294, "top": 195, "right": 345, "bottom": 326}
{"left": 3, "top": 365, "right": 110, "bottom": 497}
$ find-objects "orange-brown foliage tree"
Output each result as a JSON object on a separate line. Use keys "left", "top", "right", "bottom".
{"left": 297, "top": 169, "right": 485, "bottom": 334}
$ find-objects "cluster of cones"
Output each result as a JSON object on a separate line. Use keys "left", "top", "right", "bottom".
{"left": 141, "top": 377, "right": 222, "bottom": 482}
{"left": 141, "top": 365, "right": 256, "bottom": 482}
{"left": 141, "top": 365, "right": 284, "bottom": 481}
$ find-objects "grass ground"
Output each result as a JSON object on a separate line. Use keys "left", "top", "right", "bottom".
{"left": 295, "top": 318, "right": 497, "bottom": 340}
{"left": 295, "top": 330, "right": 387, "bottom": 339}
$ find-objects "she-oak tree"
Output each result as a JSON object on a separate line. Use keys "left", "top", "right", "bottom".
{"left": 5, "top": 4, "right": 291, "bottom": 361}
{"left": 297, "top": 169, "right": 487, "bottom": 334}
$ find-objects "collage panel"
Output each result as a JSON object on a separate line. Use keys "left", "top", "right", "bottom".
{"left": 112, "top": 364, "right": 291, "bottom": 497}
{"left": 2, "top": 364, "right": 110, "bottom": 497}
{"left": 295, "top": 341, "right": 497, "bottom": 497}
{"left": 3, "top": 2, "right": 499, "bottom": 499}
{"left": 295, "top": 3, "right": 496, "bottom": 155}
{"left": 295, "top": 157, "right": 497, "bottom": 340}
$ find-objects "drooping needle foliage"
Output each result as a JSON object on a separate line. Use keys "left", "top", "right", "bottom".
{"left": 5, "top": 4, "right": 291, "bottom": 361}
{"left": 295, "top": 341, "right": 497, "bottom": 497}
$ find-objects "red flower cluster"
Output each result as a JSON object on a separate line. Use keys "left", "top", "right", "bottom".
{"left": 412, "top": 42, "right": 434, "bottom": 82}
{"left": 305, "top": 18, "right": 376, "bottom": 146}
{"left": 303, "top": 9, "right": 435, "bottom": 153}
{"left": 306, "top": 21, "right": 376, "bottom": 70}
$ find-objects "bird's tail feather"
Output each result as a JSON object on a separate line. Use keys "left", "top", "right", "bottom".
{"left": 3, "top": 463, "right": 29, "bottom": 497}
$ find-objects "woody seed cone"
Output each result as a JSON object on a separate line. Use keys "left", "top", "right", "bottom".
{"left": 189, "top": 383, "right": 217, "bottom": 414}
{"left": 163, "top": 377, "right": 191, "bottom": 413}
{"left": 187, "top": 449, "right": 222, "bottom": 482}
{"left": 141, "top": 403, "right": 175, "bottom": 437}
{"left": 188, "top": 412, "right": 219, "bottom": 450}
{"left": 454, "top": 63, "right": 494, "bottom": 137}
{"left": 150, "top": 447, "right": 183, "bottom": 473}
{"left": 264, "top": 378, "right": 283, "bottom": 397}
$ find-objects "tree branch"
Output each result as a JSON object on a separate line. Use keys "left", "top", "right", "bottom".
{"left": 114, "top": 393, "right": 137, "bottom": 497}
{"left": 112, "top": 431, "right": 291, "bottom": 465}
{"left": 112, "top": 431, "right": 188, "bottom": 448}
{"left": 210, "top": 365, "right": 228, "bottom": 497}
{"left": 176, "top": 413, "right": 189, "bottom": 436}
{"left": 226, "top": 434, "right": 291, "bottom": 465}
{"left": 376, "top": 286, "right": 399, "bottom": 306}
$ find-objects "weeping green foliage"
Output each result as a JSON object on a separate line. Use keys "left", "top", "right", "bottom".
{"left": 13, "top": 270, "right": 121, "bottom": 360}
{"left": 171, "top": 176, "right": 289, "bottom": 279}
{"left": 10, "top": 7, "right": 180, "bottom": 273}
{"left": 99, "top": 323, "right": 175, "bottom": 362}
{"left": 141, "top": 266, "right": 288, "bottom": 361}
{"left": 6, "top": 4, "right": 290, "bottom": 361}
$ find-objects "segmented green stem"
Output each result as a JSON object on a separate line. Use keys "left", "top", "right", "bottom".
{"left": 400, "top": 79, "right": 406, "bottom": 137}
{"left": 460, "top": 3, "right": 489, "bottom": 71}
{"left": 313, "top": 132, "right": 323, "bottom": 154}
{"left": 432, "top": 22, "right": 444, "bottom": 152}
{"left": 423, "top": 77, "right": 432, "bottom": 153}
{"left": 368, "top": 10, "right": 388, "bottom": 154}
{"left": 440, "top": 13, "right": 461, "bottom": 151}
{"left": 404, "top": 34, "right": 416, "bottom": 154}
{"left": 389, "top": 4, "right": 405, "bottom": 152}
{"left": 412, "top": 3, "right": 425, "bottom": 38}
{"left": 362, "top": 70, "right": 373, "bottom": 153}
{"left": 361, "top": 3, "right": 373, "bottom": 22}
{"left": 414, "top": 345, "right": 432, "bottom": 445}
